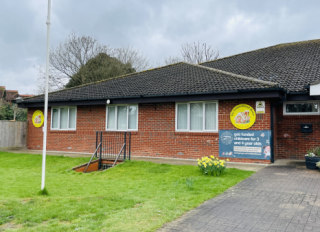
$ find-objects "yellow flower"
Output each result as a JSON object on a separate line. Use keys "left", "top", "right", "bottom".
{"left": 210, "top": 155, "right": 215, "bottom": 159}
{"left": 226, "top": 159, "right": 230, "bottom": 162}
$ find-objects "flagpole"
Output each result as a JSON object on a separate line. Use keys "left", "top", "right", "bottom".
{"left": 41, "top": 0, "right": 51, "bottom": 191}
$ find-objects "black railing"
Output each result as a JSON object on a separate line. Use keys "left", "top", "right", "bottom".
{"left": 95, "top": 131, "right": 131, "bottom": 163}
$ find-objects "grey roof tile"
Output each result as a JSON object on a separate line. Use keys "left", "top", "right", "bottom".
{"left": 22, "top": 62, "right": 277, "bottom": 104}
{"left": 202, "top": 39, "right": 320, "bottom": 93}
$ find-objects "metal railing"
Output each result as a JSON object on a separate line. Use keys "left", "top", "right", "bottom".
{"left": 95, "top": 131, "right": 131, "bottom": 168}
{"left": 83, "top": 142, "right": 101, "bottom": 173}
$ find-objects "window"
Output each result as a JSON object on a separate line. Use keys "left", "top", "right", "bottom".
{"left": 283, "top": 101, "right": 319, "bottom": 115}
{"left": 106, "top": 105, "right": 138, "bottom": 131}
{"left": 51, "top": 106, "right": 77, "bottom": 130}
{"left": 176, "top": 101, "right": 218, "bottom": 132}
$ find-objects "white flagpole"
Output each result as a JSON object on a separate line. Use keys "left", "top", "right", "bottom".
{"left": 41, "top": 0, "right": 51, "bottom": 191}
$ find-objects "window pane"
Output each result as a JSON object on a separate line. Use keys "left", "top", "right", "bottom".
{"left": 128, "top": 105, "right": 137, "bottom": 130}
{"left": 60, "top": 108, "right": 68, "bottom": 129}
{"left": 117, "top": 106, "right": 127, "bottom": 130}
{"left": 107, "top": 106, "right": 116, "bottom": 130}
{"left": 52, "top": 108, "right": 59, "bottom": 129}
{"left": 190, "top": 103, "right": 203, "bottom": 130}
{"left": 177, "top": 104, "right": 188, "bottom": 130}
{"left": 205, "top": 103, "right": 216, "bottom": 130}
{"left": 286, "top": 103, "right": 318, "bottom": 113}
{"left": 69, "top": 108, "right": 76, "bottom": 129}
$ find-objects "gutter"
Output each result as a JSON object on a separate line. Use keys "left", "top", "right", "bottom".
{"left": 18, "top": 88, "right": 286, "bottom": 108}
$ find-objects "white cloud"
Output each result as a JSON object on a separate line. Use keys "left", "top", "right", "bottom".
{"left": 1, "top": 0, "right": 320, "bottom": 94}
{"left": 0, "top": 65, "right": 39, "bottom": 95}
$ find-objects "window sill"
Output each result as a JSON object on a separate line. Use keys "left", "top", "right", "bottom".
{"left": 174, "top": 131, "right": 219, "bottom": 136}
{"left": 283, "top": 113, "right": 319, "bottom": 116}
{"left": 49, "top": 130, "right": 76, "bottom": 133}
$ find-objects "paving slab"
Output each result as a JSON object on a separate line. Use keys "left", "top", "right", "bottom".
{"left": 159, "top": 164, "right": 320, "bottom": 232}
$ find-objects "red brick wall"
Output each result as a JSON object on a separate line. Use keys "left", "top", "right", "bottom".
{"left": 275, "top": 104, "right": 320, "bottom": 160}
{"left": 27, "top": 105, "right": 105, "bottom": 152}
{"left": 27, "top": 100, "right": 272, "bottom": 163}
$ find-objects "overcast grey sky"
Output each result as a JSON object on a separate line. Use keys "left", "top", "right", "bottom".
{"left": 1, "top": 0, "right": 320, "bottom": 94}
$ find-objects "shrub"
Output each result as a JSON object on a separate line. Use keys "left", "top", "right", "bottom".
{"left": 306, "top": 147, "right": 320, "bottom": 157}
{"left": 197, "top": 156, "right": 227, "bottom": 176}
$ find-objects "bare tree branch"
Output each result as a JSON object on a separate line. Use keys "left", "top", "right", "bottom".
{"left": 36, "top": 65, "right": 67, "bottom": 94}
{"left": 164, "top": 56, "right": 182, "bottom": 65}
{"left": 49, "top": 33, "right": 110, "bottom": 78}
{"left": 112, "top": 46, "right": 150, "bottom": 71}
{"left": 38, "top": 33, "right": 150, "bottom": 93}
{"left": 166, "top": 41, "right": 219, "bottom": 65}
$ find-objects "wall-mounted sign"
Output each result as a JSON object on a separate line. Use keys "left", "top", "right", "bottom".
{"left": 219, "top": 130, "right": 271, "bottom": 160}
{"left": 32, "top": 110, "right": 44, "bottom": 128}
{"left": 230, "top": 104, "right": 256, "bottom": 129}
{"left": 256, "top": 101, "right": 265, "bottom": 114}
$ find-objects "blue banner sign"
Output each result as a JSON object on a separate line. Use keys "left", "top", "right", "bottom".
{"left": 219, "top": 130, "right": 271, "bottom": 160}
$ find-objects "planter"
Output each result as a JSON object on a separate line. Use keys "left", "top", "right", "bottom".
{"left": 305, "top": 156, "right": 320, "bottom": 170}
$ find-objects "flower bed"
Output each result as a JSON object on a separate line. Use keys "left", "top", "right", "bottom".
{"left": 197, "top": 156, "right": 228, "bottom": 176}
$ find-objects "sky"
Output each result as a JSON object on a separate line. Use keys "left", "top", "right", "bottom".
{"left": 1, "top": 0, "right": 320, "bottom": 94}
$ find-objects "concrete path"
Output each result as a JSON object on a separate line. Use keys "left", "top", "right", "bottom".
{"left": 159, "top": 163, "right": 320, "bottom": 232}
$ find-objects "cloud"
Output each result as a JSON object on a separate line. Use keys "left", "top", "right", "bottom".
{"left": 0, "top": 64, "right": 39, "bottom": 95}
{"left": 1, "top": 0, "right": 320, "bottom": 94}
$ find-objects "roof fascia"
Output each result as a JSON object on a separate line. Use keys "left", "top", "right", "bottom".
{"left": 20, "top": 90, "right": 284, "bottom": 108}
{"left": 286, "top": 93, "right": 320, "bottom": 101}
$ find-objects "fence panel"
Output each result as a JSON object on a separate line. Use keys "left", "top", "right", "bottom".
{"left": 0, "top": 120, "right": 27, "bottom": 148}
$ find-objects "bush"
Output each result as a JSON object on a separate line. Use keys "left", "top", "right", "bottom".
{"left": 197, "top": 156, "right": 227, "bottom": 176}
{"left": 306, "top": 147, "right": 320, "bottom": 157}
{"left": 0, "top": 103, "right": 27, "bottom": 121}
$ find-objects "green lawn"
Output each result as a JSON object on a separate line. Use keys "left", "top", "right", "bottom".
{"left": 0, "top": 152, "right": 253, "bottom": 232}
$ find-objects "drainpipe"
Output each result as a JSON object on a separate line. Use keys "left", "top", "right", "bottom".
{"left": 270, "top": 102, "right": 275, "bottom": 163}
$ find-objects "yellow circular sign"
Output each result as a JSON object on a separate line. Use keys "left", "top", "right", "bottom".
{"left": 230, "top": 104, "right": 256, "bottom": 129}
{"left": 32, "top": 110, "right": 44, "bottom": 128}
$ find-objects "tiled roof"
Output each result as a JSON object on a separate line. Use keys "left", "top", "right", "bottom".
{"left": 202, "top": 39, "right": 320, "bottom": 93}
{"left": 21, "top": 62, "right": 278, "bottom": 104}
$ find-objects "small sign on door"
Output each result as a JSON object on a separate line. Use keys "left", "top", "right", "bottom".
{"left": 256, "top": 101, "right": 265, "bottom": 114}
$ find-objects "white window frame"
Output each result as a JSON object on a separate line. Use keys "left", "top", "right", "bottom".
{"left": 283, "top": 101, "right": 320, "bottom": 115}
{"left": 106, "top": 104, "right": 139, "bottom": 131}
{"left": 50, "top": 106, "right": 77, "bottom": 130}
{"left": 175, "top": 101, "right": 218, "bottom": 132}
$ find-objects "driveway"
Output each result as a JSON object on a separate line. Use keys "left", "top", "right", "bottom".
{"left": 159, "top": 162, "right": 320, "bottom": 232}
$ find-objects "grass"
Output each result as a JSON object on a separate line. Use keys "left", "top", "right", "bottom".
{"left": 0, "top": 152, "right": 254, "bottom": 232}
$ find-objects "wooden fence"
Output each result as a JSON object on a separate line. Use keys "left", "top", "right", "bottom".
{"left": 0, "top": 120, "right": 27, "bottom": 148}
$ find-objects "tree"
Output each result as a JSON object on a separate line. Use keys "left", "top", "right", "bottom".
{"left": 165, "top": 41, "right": 219, "bottom": 64}
{"left": 66, "top": 53, "right": 135, "bottom": 88}
{"left": 0, "top": 101, "right": 26, "bottom": 121}
{"left": 112, "top": 47, "right": 149, "bottom": 72}
{"left": 37, "top": 33, "right": 149, "bottom": 93}
{"left": 49, "top": 33, "right": 111, "bottom": 89}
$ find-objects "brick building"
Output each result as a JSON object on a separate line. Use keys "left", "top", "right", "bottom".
{"left": 0, "top": 86, "right": 33, "bottom": 103}
{"left": 18, "top": 40, "right": 320, "bottom": 163}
